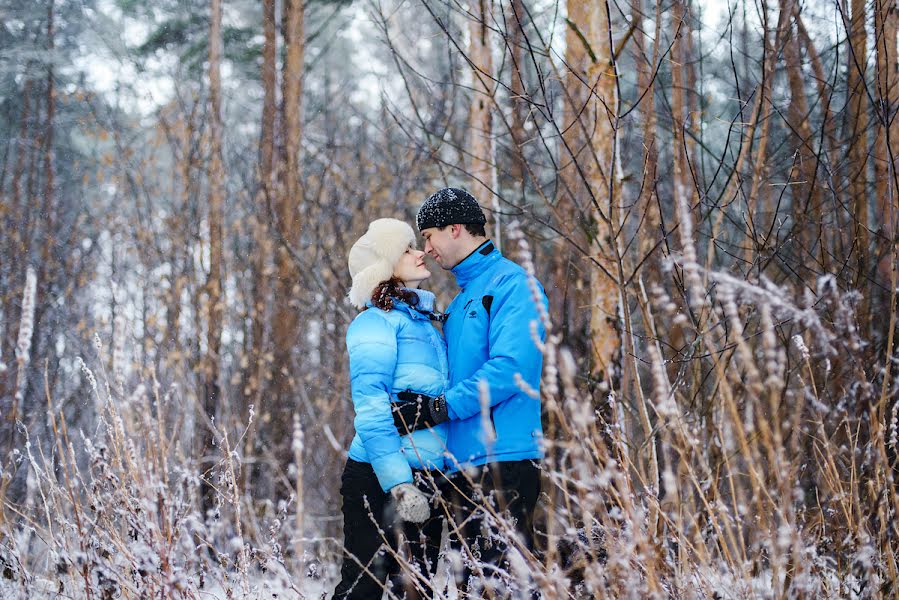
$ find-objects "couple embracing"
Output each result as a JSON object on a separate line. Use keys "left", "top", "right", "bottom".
{"left": 333, "top": 188, "right": 548, "bottom": 599}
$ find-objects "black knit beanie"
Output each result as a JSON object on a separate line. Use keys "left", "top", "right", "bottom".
{"left": 416, "top": 187, "right": 486, "bottom": 231}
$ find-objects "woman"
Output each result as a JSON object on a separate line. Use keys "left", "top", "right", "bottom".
{"left": 333, "top": 218, "right": 448, "bottom": 600}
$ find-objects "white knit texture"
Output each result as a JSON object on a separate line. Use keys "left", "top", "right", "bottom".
{"left": 390, "top": 483, "right": 430, "bottom": 524}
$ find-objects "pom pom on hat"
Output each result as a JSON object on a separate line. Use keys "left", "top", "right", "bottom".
{"left": 348, "top": 218, "right": 417, "bottom": 308}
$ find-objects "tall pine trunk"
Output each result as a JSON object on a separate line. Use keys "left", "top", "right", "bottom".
{"left": 202, "top": 0, "right": 225, "bottom": 512}
{"left": 507, "top": 0, "right": 527, "bottom": 201}
{"left": 246, "top": 0, "right": 278, "bottom": 463}
{"left": 585, "top": 2, "right": 621, "bottom": 383}
{"left": 874, "top": 0, "right": 898, "bottom": 284}
{"left": 635, "top": 0, "right": 661, "bottom": 261}
{"left": 468, "top": 0, "right": 499, "bottom": 245}
{"left": 1, "top": 81, "right": 31, "bottom": 450}
{"left": 551, "top": 0, "right": 593, "bottom": 359}
{"left": 782, "top": 0, "right": 822, "bottom": 279}
{"left": 271, "top": 0, "right": 304, "bottom": 469}
{"left": 847, "top": 0, "right": 869, "bottom": 282}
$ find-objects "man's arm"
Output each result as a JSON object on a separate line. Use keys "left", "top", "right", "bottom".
{"left": 443, "top": 273, "right": 547, "bottom": 421}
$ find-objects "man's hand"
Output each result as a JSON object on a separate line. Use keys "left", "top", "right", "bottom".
{"left": 390, "top": 483, "right": 430, "bottom": 523}
{"left": 392, "top": 391, "right": 449, "bottom": 433}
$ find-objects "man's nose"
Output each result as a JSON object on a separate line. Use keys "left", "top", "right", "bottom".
{"left": 424, "top": 240, "right": 434, "bottom": 254}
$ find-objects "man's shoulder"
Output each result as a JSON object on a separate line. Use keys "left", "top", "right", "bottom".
{"left": 476, "top": 253, "right": 525, "bottom": 284}
{"left": 490, "top": 256, "right": 545, "bottom": 291}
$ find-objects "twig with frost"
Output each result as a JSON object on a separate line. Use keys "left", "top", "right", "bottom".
{"left": 674, "top": 181, "right": 708, "bottom": 312}
{"left": 680, "top": 261, "right": 835, "bottom": 353}
{"left": 112, "top": 313, "right": 127, "bottom": 399}
{"left": 220, "top": 430, "right": 250, "bottom": 595}
{"left": 889, "top": 401, "right": 898, "bottom": 451}
{"left": 292, "top": 414, "right": 305, "bottom": 569}
{"left": 12, "top": 267, "right": 37, "bottom": 419}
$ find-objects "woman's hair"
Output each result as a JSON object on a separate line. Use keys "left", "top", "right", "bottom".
{"left": 370, "top": 277, "right": 419, "bottom": 311}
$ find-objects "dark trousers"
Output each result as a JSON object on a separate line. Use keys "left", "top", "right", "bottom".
{"left": 334, "top": 459, "right": 443, "bottom": 600}
{"left": 441, "top": 460, "right": 541, "bottom": 598}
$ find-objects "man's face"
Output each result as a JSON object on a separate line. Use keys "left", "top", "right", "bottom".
{"left": 421, "top": 225, "right": 459, "bottom": 270}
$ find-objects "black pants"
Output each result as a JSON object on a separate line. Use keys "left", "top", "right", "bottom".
{"left": 333, "top": 459, "right": 443, "bottom": 600}
{"left": 441, "top": 460, "right": 541, "bottom": 598}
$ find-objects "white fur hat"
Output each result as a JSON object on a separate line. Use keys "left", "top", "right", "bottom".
{"left": 348, "top": 218, "right": 417, "bottom": 309}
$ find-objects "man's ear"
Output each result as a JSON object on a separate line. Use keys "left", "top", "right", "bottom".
{"left": 450, "top": 223, "right": 463, "bottom": 239}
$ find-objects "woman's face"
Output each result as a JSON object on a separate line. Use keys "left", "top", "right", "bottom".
{"left": 392, "top": 245, "right": 431, "bottom": 288}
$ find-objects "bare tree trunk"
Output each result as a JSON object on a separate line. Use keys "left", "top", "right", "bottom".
{"left": 246, "top": 0, "right": 278, "bottom": 461}
{"left": 202, "top": 0, "right": 225, "bottom": 513}
{"left": 16, "top": 0, "right": 55, "bottom": 551}
{"left": 635, "top": 0, "right": 661, "bottom": 261}
{"left": 782, "top": 0, "right": 822, "bottom": 277}
{"left": 874, "top": 0, "right": 898, "bottom": 284}
{"left": 847, "top": 0, "right": 869, "bottom": 282}
{"left": 549, "top": 0, "right": 594, "bottom": 359}
{"left": 37, "top": 0, "right": 57, "bottom": 337}
{"left": 507, "top": 0, "right": 527, "bottom": 201}
{"left": 261, "top": 0, "right": 277, "bottom": 189}
{"left": 671, "top": 0, "right": 690, "bottom": 230}
{"left": 684, "top": 1, "right": 700, "bottom": 185}
{"left": 41, "top": 2, "right": 55, "bottom": 260}
{"left": 469, "top": 0, "right": 500, "bottom": 246}
{"left": 796, "top": 12, "right": 838, "bottom": 271}
{"left": 1, "top": 81, "right": 31, "bottom": 431}
{"left": 585, "top": 1, "right": 621, "bottom": 382}
{"left": 271, "top": 0, "right": 304, "bottom": 467}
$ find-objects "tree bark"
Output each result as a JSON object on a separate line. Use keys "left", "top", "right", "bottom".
{"left": 507, "top": 0, "right": 527, "bottom": 201}
{"left": 37, "top": 0, "right": 57, "bottom": 355}
{"left": 635, "top": 0, "right": 661, "bottom": 261}
{"left": 782, "top": 0, "right": 823, "bottom": 276}
{"left": 261, "top": 0, "right": 277, "bottom": 191}
{"left": 671, "top": 0, "right": 690, "bottom": 232}
{"left": 847, "top": 0, "right": 869, "bottom": 281}
{"left": 271, "top": 0, "right": 304, "bottom": 463}
{"left": 549, "top": 0, "right": 594, "bottom": 360}
{"left": 585, "top": 1, "right": 621, "bottom": 381}
{"left": 469, "top": 0, "right": 500, "bottom": 244}
{"left": 203, "top": 0, "right": 225, "bottom": 512}
{"left": 248, "top": 0, "right": 277, "bottom": 416}
{"left": 874, "top": 0, "right": 898, "bottom": 284}
{"left": 1, "top": 81, "right": 31, "bottom": 421}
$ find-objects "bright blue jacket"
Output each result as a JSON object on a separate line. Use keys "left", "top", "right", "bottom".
{"left": 443, "top": 241, "right": 547, "bottom": 470}
{"left": 347, "top": 289, "right": 449, "bottom": 492}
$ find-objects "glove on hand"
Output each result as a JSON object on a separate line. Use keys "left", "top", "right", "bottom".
{"left": 390, "top": 483, "right": 430, "bottom": 524}
{"left": 393, "top": 391, "right": 449, "bottom": 434}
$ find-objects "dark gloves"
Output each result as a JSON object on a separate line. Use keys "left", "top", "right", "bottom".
{"left": 392, "top": 390, "right": 449, "bottom": 434}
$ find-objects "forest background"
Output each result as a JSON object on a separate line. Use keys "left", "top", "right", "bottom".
{"left": 0, "top": 0, "right": 897, "bottom": 597}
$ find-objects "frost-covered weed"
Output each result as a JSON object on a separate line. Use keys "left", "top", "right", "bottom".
{"left": 0, "top": 348, "right": 321, "bottom": 600}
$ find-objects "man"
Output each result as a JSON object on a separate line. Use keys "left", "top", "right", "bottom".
{"left": 394, "top": 187, "right": 548, "bottom": 596}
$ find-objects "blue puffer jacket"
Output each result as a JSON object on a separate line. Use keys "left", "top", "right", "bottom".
{"left": 347, "top": 288, "right": 449, "bottom": 492}
{"left": 443, "top": 241, "right": 547, "bottom": 471}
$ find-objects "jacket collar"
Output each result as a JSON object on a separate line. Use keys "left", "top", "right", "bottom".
{"left": 451, "top": 240, "right": 498, "bottom": 289}
{"left": 365, "top": 288, "right": 436, "bottom": 319}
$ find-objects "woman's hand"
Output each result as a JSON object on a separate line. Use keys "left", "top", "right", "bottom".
{"left": 390, "top": 483, "right": 430, "bottom": 523}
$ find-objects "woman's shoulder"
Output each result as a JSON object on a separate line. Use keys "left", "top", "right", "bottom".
{"left": 346, "top": 307, "right": 404, "bottom": 338}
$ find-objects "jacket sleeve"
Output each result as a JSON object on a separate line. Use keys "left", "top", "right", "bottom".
{"left": 443, "top": 273, "right": 547, "bottom": 420}
{"left": 346, "top": 312, "right": 413, "bottom": 492}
